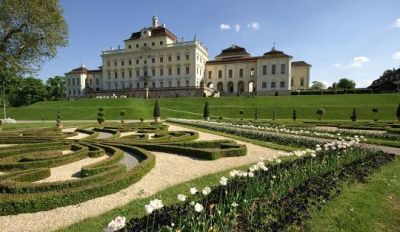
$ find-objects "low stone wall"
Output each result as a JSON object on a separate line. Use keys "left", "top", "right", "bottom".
{"left": 85, "top": 87, "right": 214, "bottom": 98}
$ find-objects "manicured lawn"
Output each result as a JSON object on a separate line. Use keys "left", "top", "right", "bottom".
{"left": 308, "top": 158, "right": 400, "bottom": 232}
{"left": 1, "top": 93, "right": 399, "bottom": 120}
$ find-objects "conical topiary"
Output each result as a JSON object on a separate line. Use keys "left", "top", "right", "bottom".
{"left": 397, "top": 104, "right": 400, "bottom": 121}
{"left": 153, "top": 100, "right": 161, "bottom": 122}
{"left": 203, "top": 101, "right": 210, "bottom": 121}
{"left": 292, "top": 109, "right": 297, "bottom": 121}
{"left": 350, "top": 108, "right": 357, "bottom": 122}
{"left": 254, "top": 108, "right": 258, "bottom": 121}
{"left": 97, "top": 107, "right": 105, "bottom": 126}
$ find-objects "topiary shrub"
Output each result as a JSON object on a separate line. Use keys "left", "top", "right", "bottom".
{"left": 292, "top": 109, "right": 297, "bottom": 121}
{"left": 272, "top": 109, "right": 276, "bottom": 121}
{"left": 153, "top": 100, "right": 161, "bottom": 122}
{"left": 97, "top": 107, "right": 105, "bottom": 126}
{"left": 350, "top": 108, "right": 357, "bottom": 122}
{"left": 254, "top": 108, "right": 258, "bottom": 121}
{"left": 397, "top": 104, "right": 400, "bottom": 121}
{"left": 275, "top": 91, "right": 279, "bottom": 96}
{"left": 140, "top": 117, "right": 144, "bottom": 123}
{"left": 120, "top": 110, "right": 127, "bottom": 124}
{"left": 203, "top": 101, "right": 210, "bottom": 121}
{"left": 239, "top": 110, "right": 244, "bottom": 121}
{"left": 372, "top": 108, "right": 378, "bottom": 121}
{"left": 316, "top": 109, "right": 326, "bottom": 121}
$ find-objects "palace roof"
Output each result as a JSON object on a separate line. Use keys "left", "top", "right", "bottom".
{"left": 125, "top": 26, "right": 177, "bottom": 41}
{"left": 215, "top": 45, "right": 251, "bottom": 60}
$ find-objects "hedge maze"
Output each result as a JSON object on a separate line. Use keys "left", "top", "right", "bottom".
{"left": 0, "top": 122, "right": 246, "bottom": 215}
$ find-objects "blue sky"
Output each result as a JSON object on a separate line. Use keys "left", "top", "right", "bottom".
{"left": 39, "top": 0, "right": 400, "bottom": 88}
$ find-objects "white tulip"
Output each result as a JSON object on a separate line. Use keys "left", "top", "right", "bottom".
{"left": 190, "top": 187, "right": 198, "bottom": 195}
{"left": 144, "top": 204, "right": 154, "bottom": 215}
{"left": 219, "top": 176, "right": 228, "bottom": 186}
{"left": 177, "top": 194, "right": 187, "bottom": 202}
{"left": 194, "top": 203, "right": 204, "bottom": 213}
{"left": 202, "top": 186, "right": 211, "bottom": 196}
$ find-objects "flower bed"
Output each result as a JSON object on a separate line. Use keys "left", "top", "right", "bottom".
{"left": 121, "top": 139, "right": 395, "bottom": 231}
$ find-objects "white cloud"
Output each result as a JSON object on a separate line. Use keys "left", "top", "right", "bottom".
{"left": 392, "top": 51, "right": 400, "bottom": 60}
{"left": 391, "top": 18, "right": 400, "bottom": 28}
{"left": 320, "top": 80, "right": 332, "bottom": 88}
{"left": 234, "top": 24, "right": 241, "bottom": 32}
{"left": 333, "top": 63, "right": 341, "bottom": 68}
{"left": 348, "top": 56, "right": 370, "bottom": 68}
{"left": 220, "top": 24, "right": 231, "bottom": 30}
{"left": 355, "top": 79, "right": 372, "bottom": 88}
{"left": 247, "top": 22, "right": 260, "bottom": 30}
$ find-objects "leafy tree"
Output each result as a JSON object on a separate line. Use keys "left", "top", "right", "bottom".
{"left": 120, "top": 110, "right": 127, "bottom": 124}
{"left": 10, "top": 76, "right": 47, "bottom": 106}
{"left": 292, "top": 110, "right": 297, "bottom": 121}
{"left": 309, "top": 81, "right": 326, "bottom": 90}
{"left": 396, "top": 104, "right": 400, "bottom": 121}
{"left": 97, "top": 107, "right": 105, "bottom": 126}
{"left": 153, "top": 100, "right": 161, "bottom": 122}
{"left": 46, "top": 76, "right": 65, "bottom": 100}
{"left": 316, "top": 109, "right": 326, "bottom": 121}
{"left": 254, "top": 108, "right": 258, "bottom": 121}
{"left": 336, "top": 78, "right": 356, "bottom": 89}
{"left": 350, "top": 108, "right": 357, "bottom": 121}
{"left": 0, "top": 0, "right": 68, "bottom": 79}
{"left": 203, "top": 101, "right": 210, "bottom": 121}
{"left": 372, "top": 108, "right": 378, "bottom": 121}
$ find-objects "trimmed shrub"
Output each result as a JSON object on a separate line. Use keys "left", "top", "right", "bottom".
{"left": 350, "top": 108, "right": 357, "bottom": 122}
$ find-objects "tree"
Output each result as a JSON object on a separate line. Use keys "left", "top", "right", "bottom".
{"left": 254, "top": 108, "right": 258, "bottom": 121}
{"left": 292, "top": 110, "right": 297, "bottom": 121}
{"left": 0, "top": 0, "right": 68, "bottom": 79}
{"left": 309, "top": 81, "right": 326, "bottom": 90}
{"left": 97, "top": 107, "right": 105, "bottom": 126}
{"left": 10, "top": 76, "right": 47, "bottom": 106}
{"left": 350, "top": 108, "right": 357, "bottom": 122}
{"left": 120, "top": 110, "right": 127, "bottom": 124}
{"left": 396, "top": 104, "right": 400, "bottom": 121}
{"left": 336, "top": 78, "right": 356, "bottom": 89}
{"left": 372, "top": 108, "right": 378, "bottom": 121}
{"left": 316, "top": 109, "right": 326, "bottom": 121}
{"left": 153, "top": 100, "right": 161, "bottom": 122}
{"left": 203, "top": 101, "right": 210, "bottom": 121}
{"left": 46, "top": 76, "right": 65, "bottom": 100}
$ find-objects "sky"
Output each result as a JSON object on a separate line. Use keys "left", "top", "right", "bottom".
{"left": 38, "top": 0, "right": 400, "bottom": 88}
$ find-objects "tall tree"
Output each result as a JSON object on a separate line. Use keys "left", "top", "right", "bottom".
{"left": 309, "top": 81, "right": 326, "bottom": 90}
{"left": 335, "top": 78, "right": 356, "bottom": 89}
{"left": 0, "top": 0, "right": 68, "bottom": 79}
{"left": 46, "top": 76, "right": 65, "bottom": 100}
{"left": 10, "top": 76, "right": 47, "bottom": 106}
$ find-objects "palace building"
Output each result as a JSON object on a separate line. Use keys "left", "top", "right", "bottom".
{"left": 65, "top": 16, "right": 311, "bottom": 99}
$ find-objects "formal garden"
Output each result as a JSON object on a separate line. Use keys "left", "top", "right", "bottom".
{"left": 0, "top": 99, "right": 399, "bottom": 232}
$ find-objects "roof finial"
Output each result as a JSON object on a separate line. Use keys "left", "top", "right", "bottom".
{"left": 194, "top": 33, "right": 197, "bottom": 41}
{"left": 272, "top": 42, "right": 276, "bottom": 51}
{"left": 152, "top": 12, "right": 159, "bottom": 27}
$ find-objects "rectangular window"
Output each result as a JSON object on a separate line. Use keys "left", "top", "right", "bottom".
{"left": 96, "top": 78, "right": 99, "bottom": 85}
{"left": 144, "top": 60, "right": 147, "bottom": 65}
{"left": 280, "top": 81, "right": 285, "bottom": 88}
{"left": 186, "top": 66, "right": 190, "bottom": 75}
{"left": 177, "top": 55, "right": 180, "bottom": 61}
{"left": 228, "top": 69, "right": 233, "bottom": 78}
{"left": 107, "top": 72, "right": 111, "bottom": 79}
{"left": 128, "top": 60, "right": 132, "bottom": 65}
{"left": 186, "top": 80, "right": 189, "bottom": 87}
{"left": 218, "top": 70, "right": 222, "bottom": 78}
{"left": 281, "top": 64, "right": 286, "bottom": 74}
{"left": 72, "top": 78, "right": 75, "bottom": 85}
{"left": 152, "top": 58, "right": 155, "bottom": 63}
{"left": 262, "top": 82, "right": 267, "bottom": 88}
{"left": 177, "top": 67, "right": 181, "bottom": 75}
{"left": 144, "top": 43, "right": 147, "bottom": 47}
{"left": 250, "top": 68, "right": 255, "bottom": 77}
{"left": 107, "top": 62, "right": 110, "bottom": 67}
{"left": 160, "top": 81, "right": 163, "bottom": 88}
{"left": 168, "top": 68, "right": 172, "bottom": 76}
{"left": 301, "top": 78, "right": 304, "bottom": 86}
{"left": 168, "top": 81, "right": 172, "bottom": 87}
{"left": 136, "top": 82, "right": 140, "bottom": 88}
{"left": 121, "top": 71, "right": 125, "bottom": 79}
{"left": 121, "top": 61, "right": 124, "bottom": 66}
{"left": 186, "top": 54, "right": 189, "bottom": 60}
{"left": 272, "top": 64, "right": 276, "bottom": 74}
{"left": 160, "top": 41, "right": 164, "bottom": 45}
{"left": 291, "top": 78, "right": 294, "bottom": 87}
{"left": 152, "top": 82, "right": 155, "bottom": 88}
{"left": 136, "top": 59, "right": 139, "bottom": 65}
{"left": 136, "top": 70, "right": 140, "bottom": 77}
{"left": 67, "top": 79, "right": 70, "bottom": 85}
{"left": 208, "top": 71, "right": 212, "bottom": 79}
{"left": 136, "top": 44, "right": 139, "bottom": 48}
{"left": 114, "top": 61, "right": 117, "bottom": 66}
{"left": 89, "top": 79, "right": 92, "bottom": 85}
{"left": 271, "top": 82, "right": 276, "bottom": 88}
{"left": 262, "top": 65, "right": 267, "bottom": 75}
{"left": 114, "top": 71, "right": 118, "bottom": 79}
{"left": 168, "top": 56, "right": 172, "bottom": 62}
{"left": 129, "top": 70, "right": 132, "bottom": 78}
{"left": 160, "top": 68, "right": 164, "bottom": 76}
{"left": 239, "top": 69, "right": 243, "bottom": 77}
{"left": 152, "top": 69, "right": 156, "bottom": 76}
{"left": 160, "top": 56, "right": 163, "bottom": 63}
{"left": 177, "top": 81, "right": 181, "bottom": 87}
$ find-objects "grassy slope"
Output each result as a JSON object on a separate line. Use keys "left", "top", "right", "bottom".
{"left": 1, "top": 93, "right": 399, "bottom": 120}
{"left": 308, "top": 158, "right": 400, "bottom": 232}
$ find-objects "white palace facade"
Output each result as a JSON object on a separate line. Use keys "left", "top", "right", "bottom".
{"left": 65, "top": 16, "right": 311, "bottom": 99}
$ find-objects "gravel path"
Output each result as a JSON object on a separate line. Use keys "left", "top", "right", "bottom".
{"left": 0, "top": 124, "right": 281, "bottom": 232}
{"left": 36, "top": 153, "right": 108, "bottom": 183}
{"left": 0, "top": 144, "right": 16, "bottom": 147}
{"left": 97, "top": 132, "right": 113, "bottom": 139}
{"left": 62, "top": 128, "right": 90, "bottom": 140}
